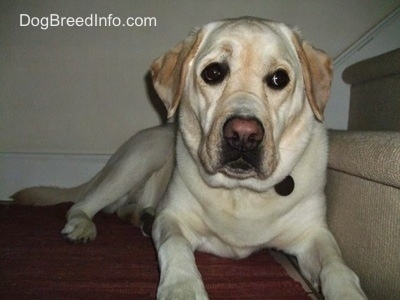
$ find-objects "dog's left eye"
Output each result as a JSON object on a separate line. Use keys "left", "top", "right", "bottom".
{"left": 201, "top": 62, "right": 229, "bottom": 85}
{"left": 266, "top": 69, "right": 290, "bottom": 90}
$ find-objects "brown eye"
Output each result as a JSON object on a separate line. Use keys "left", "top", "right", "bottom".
{"left": 201, "top": 62, "right": 229, "bottom": 85}
{"left": 266, "top": 69, "right": 290, "bottom": 90}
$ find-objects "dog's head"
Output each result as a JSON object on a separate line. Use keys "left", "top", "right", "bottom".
{"left": 151, "top": 17, "right": 332, "bottom": 191}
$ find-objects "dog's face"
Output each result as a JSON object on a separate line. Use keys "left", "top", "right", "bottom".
{"left": 151, "top": 17, "right": 332, "bottom": 191}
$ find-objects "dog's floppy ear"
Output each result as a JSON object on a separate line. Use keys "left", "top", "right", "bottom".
{"left": 151, "top": 29, "right": 204, "bottom": 118}
{"left": 292, "top": 34, "right": 333, "bottom": 121}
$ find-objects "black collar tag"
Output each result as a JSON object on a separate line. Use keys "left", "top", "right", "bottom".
{"left": 274, "top": 175, "right": 295, "bottom": 196}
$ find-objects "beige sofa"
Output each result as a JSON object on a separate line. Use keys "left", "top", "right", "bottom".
{"left": 326, "top": 49, "right": 400, "bottom": 300}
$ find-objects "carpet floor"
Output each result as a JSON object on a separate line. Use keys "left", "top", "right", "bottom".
{"left": 0, "top": 203, "right": 309, "bottom": 299}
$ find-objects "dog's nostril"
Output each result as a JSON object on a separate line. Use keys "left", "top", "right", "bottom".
{"left": 223, "top": 117, "right": 264, "bottom": 151}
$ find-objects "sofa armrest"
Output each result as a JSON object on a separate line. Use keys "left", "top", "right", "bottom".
{"left": 326, "top": 130, "right": 400, "bottom": 300}
{"left": 328, "top": 130, "right": 400, "bottom": 188}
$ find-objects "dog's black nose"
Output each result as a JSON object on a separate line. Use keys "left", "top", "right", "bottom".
{"left": 223, "top": 117, "right": 264, "bottom": 151}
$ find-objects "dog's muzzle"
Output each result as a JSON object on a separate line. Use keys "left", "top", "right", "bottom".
{"left": 220, "top": 116, "right": 264, "bottom": 178}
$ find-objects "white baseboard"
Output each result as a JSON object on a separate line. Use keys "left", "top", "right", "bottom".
{"left": 0, "top": 152, "right": 110, "bottom": 201}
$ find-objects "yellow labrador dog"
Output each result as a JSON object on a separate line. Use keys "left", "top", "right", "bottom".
{"left": 13, "top": 17, "right": 366, "bottom": 299}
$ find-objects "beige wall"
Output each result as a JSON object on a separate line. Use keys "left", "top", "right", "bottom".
{"left": 1, "top": 0, "right": 399, "bottom": 154}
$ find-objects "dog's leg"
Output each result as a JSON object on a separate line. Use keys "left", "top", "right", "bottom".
{"left": 153, "top": 212, "right": 208, "bottom": 300}
{"left": 293, "top": 227, "right": 367, "bottom": 299}
{"left": 115, "top": 147, "right": 175, "bottom": 236}
{"left": 62, "top": 124, "right": 175, "bottom": 243}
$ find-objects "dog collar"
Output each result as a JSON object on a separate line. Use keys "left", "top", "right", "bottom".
{"left": 274, "top": 175, "right": 295, "bottom": 196}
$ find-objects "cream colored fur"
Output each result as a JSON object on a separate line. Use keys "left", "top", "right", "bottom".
{"left": 13, "top": 17, "right": 366, "bottom": 299}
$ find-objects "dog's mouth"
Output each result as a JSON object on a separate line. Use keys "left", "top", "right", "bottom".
{"left": 219, "top": 143, "right": 263, "bottom": 179}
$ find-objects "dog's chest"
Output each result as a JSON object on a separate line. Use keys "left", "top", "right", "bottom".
{"left": 198, "top": 188, "right": 293, "bottom": 254}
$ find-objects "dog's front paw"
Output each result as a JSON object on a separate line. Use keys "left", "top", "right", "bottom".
{"left": 323, "top": 285, "right": 367, "bottom": 300}
{"left": 61, "top": 214, "right": 97, "bottom": 243}
{"left": 320, "top": 263, "right": 367, "bottom": 300}
{"left": 157, "top": 279, "right": 208, "bottom": 300}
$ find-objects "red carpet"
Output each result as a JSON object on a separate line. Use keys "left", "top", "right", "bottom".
{"left": 0, "top": 203, "right": 309, "bottom": 299}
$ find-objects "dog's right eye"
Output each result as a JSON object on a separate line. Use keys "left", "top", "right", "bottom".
{"left": 201, "top": 62, "right": 229, "bottom": 85}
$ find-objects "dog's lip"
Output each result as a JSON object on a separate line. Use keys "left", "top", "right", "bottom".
{"left": 200, "top": 156, "right": 270, "bottom": 180}
{"left": 225, "top": 158, "right": 254, "bottom": 171}
{"left": 217, "top": 162, "right": 265, "bottom": 180}
{"left": 201, "top": 150, "right": 266, "bottom": 180}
